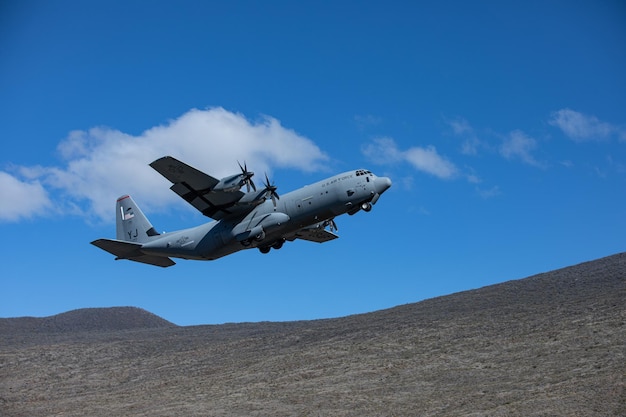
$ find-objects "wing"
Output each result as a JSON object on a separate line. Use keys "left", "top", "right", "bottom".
{"left": 150, "top": 156, "right": 247, "bottom": 220}
{"left": 286, "top": 226, "right": 339, "bottom": 243}
{"left": 91, "top": 239, "right": 176, "bottom": 268}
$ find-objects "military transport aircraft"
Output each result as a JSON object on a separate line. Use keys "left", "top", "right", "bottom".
{"left": 91, "top": 156, "right": 392, "bottom": 267}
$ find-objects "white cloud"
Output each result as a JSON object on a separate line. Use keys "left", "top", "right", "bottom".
{"left": 12, "top": 107, "right": 329, "bottom": 222}
{"left": 476, "top": 185, "right": 501, "bottom": 199}
{"left": 500, "top": 130, "right": 542, "bottom": 167}
{"left": 362, "top": 137, "right": 457, "bottom": 179}
{"left": 445, "top": 117, "right": 488, "bottom": 156}
{"left": 549, "top": 109, "right": 622, "bottom": 142}
{"left": 465, "top": 167, "right": 482, "bottom": 184}
{"left": 404, "top": 146, "right": 457, "bottom": 179}
{"left": 448, "top": 118, "right": 473, "bottom": 136}
{"left": 354, "top": 114, "right": 382, "bottom": 130}
{"left": 361, "top": 137, "right": 403, "bottom": 165}
{"left": 0, "top": 171, "right": 52, "bottom": 221}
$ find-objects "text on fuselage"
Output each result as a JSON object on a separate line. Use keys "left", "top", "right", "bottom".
{"left": 321, "top": 174, "right": 354, "bottom": 188}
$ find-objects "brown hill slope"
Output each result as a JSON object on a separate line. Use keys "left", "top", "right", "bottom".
{"left": 0, "top": 306, "right": 176, "bottom": 335}
{"left": 0, "top": 253, "right": 624, "bottom": 416}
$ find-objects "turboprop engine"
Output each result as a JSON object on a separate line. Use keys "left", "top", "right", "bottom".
{"left": 232, "top": 212, "right": 290, "bottom": 243}
{"left": 213, "top": 162, "right": 256, "bottom": 193}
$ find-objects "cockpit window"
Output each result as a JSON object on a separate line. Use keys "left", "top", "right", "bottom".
{"left": 356, "top": 169, "right": 373, "bottom": 176}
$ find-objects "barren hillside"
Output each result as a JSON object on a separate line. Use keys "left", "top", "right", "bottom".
{"left": 0, "top": 307, "right": 175, "bottom": 336}
{"left": 1, "top": 253, "right": 624, "bottom": 416}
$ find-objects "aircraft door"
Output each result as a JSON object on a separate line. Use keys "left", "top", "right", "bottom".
{"left": 294, "top": 196, "right": 315, "bottom": 212}
{"left": 292, "top": 196, "right": 314, "bottom": 227}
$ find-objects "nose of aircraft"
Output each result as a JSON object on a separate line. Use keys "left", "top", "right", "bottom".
{"left": 375, "top": 176, "right": 392, "bottom": 194}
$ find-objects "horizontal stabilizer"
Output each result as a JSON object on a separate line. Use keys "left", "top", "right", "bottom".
{"left": 91, "top": 238, "right": 142, "bottom": 257}
{"left": 91, "top": 239, "right": 176, "bottom": 268}
{"left": 124, "top": 254, "right": 176, "bottom": 268}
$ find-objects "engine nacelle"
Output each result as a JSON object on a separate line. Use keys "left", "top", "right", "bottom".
{"left": 234, "top": 189, "right": 268, "bottom": 207}
{"left": 260, "top": 212, "right": 290, "bottom": 229}
{"left": 234, "top": 225, "right": 264, "bottom": 242}
{"left": 232, "top": 212, "right": 290, "bottom": 242}
{"left": 213, "top": 173, "right": 245, "bottom": 193}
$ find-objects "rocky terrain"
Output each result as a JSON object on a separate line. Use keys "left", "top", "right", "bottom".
{"left": 1, "top": 253, "right": 624, "bottom": 416}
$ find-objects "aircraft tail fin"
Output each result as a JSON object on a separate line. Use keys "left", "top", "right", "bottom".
{"left": 116, "top": 195, "right": 161, "bottom": 243}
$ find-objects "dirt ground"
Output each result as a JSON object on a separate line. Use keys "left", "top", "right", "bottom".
{"left": 1, "top": 253, "right": 624, "bottom": 416}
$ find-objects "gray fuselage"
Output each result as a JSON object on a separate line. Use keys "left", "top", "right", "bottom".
{"left": 141, "top": 169, "right": 391, "bottom": 261}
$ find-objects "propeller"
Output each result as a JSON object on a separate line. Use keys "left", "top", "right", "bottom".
{"left": 237, "top": 161, "right": 256, "bottom": 192}
{"left": 262, "top": 173, "right": 280, "bottom": 207}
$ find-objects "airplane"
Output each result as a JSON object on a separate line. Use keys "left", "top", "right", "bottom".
{"left": 91, "top": 156, "right": 392, "bottom": 267}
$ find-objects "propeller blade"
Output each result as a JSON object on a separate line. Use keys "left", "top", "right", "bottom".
{"left": 262, "top": 173, "right": 280, "bottom": 207}
{"left": 238, "top": 161, "right": 256, "bottom": 192}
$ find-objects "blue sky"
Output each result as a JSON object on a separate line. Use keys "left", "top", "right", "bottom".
{"left": 1, "top": 1, "right": 625, "bottom": 325}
